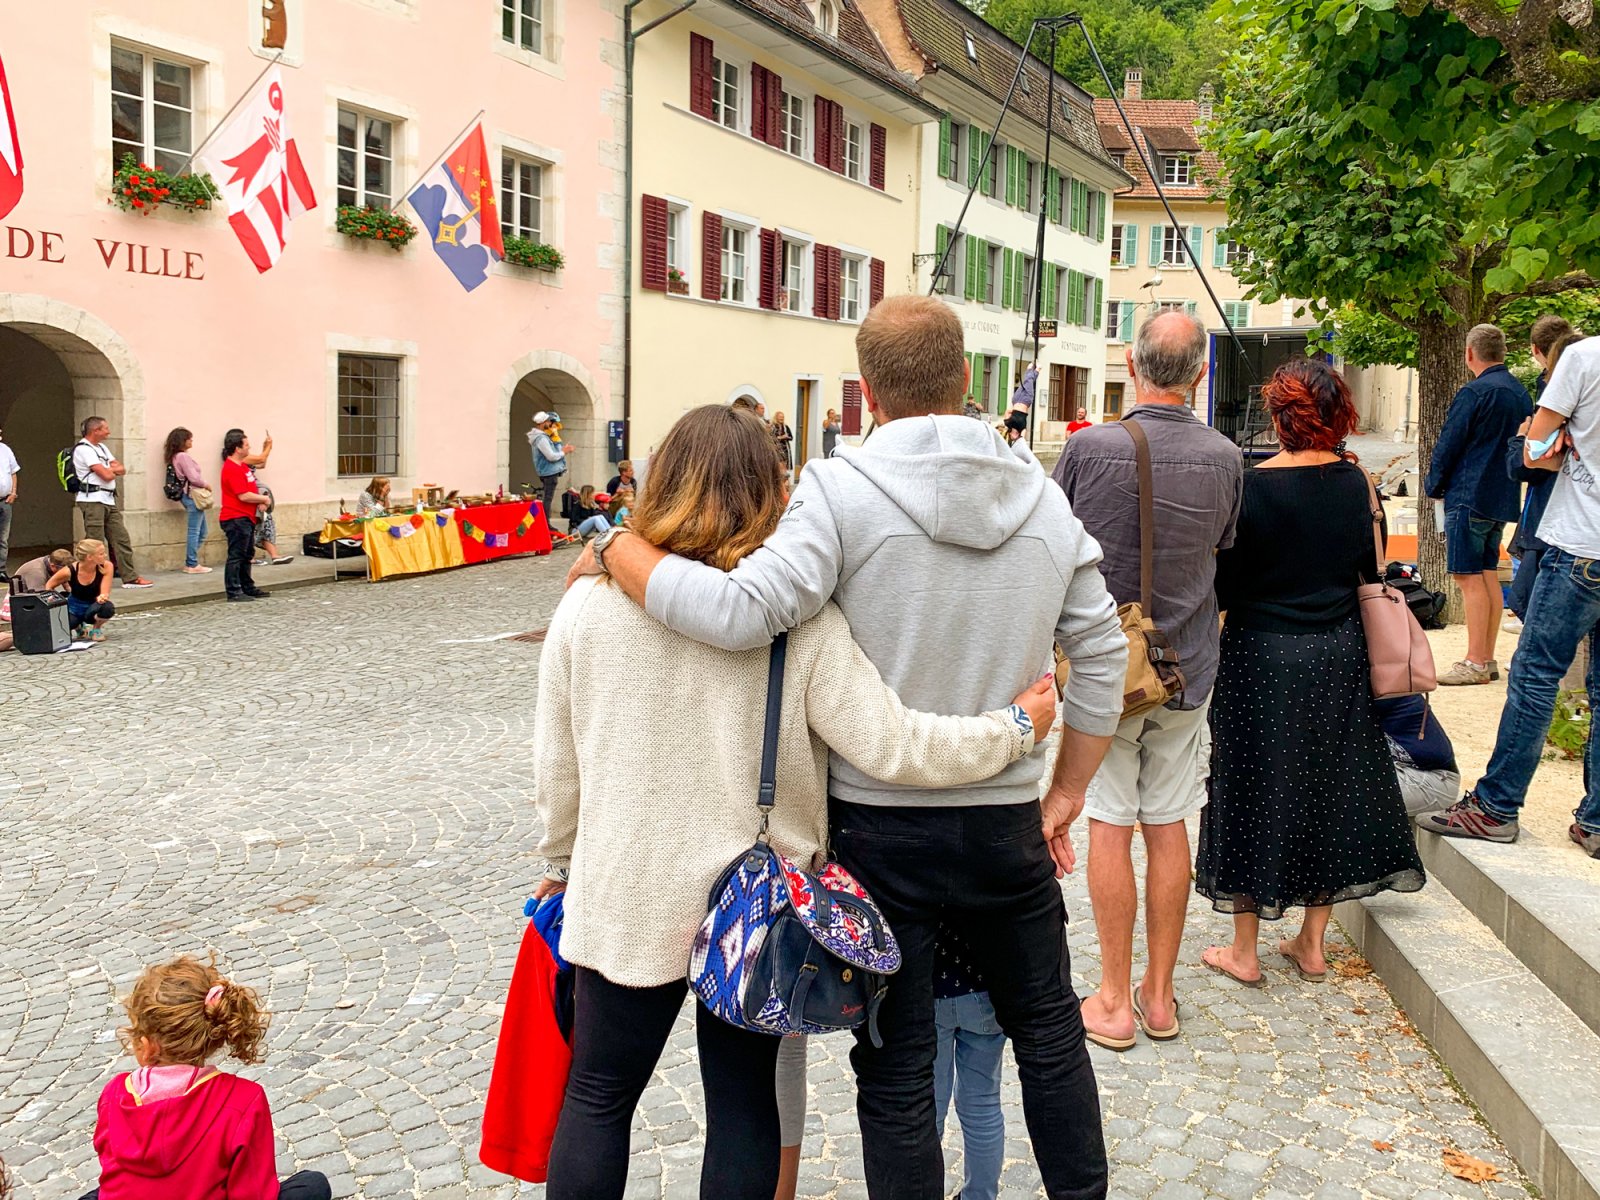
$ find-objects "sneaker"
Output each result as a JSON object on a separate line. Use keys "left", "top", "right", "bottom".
{"left": 120, "top": 578, "right": 154, "bottom": 589}
{"left": 1503, "top": 615, "right": 1524, "bottom": 633}
{"left": 1416, "top": 794, "right": 1520, "bottom": 843}
{"left": 87, "top": 627, "right": 107, "bottom": 642}
{"left": 1438, "top": 660, "right": 1492, "bottom": 686}
{"left": 251, "top": 557, "right": 269, "bottom": 566}
{"left": 270, "top": 556, "right": 294, "bottom": 566}
{"left": 227, "top": 593, "right": 257, "bottom": 602}
{"left": 1487, "top": 659, "right": 1501, "bottom": 680}
{"left": 181, "top": 565, "right": 214, "bottom": 574}
{"left": 1571, "top": 824, "right": 1600, "bottom": 858}
{"left": 244, "top": 589, "right": 271, "bottom": 598}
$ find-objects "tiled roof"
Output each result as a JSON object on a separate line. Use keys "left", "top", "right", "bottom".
{"left": 1092, "top": 97, "right": 1223, "bottom": 200}
{"left": 889, "top": 0, "right": 1126, "bottom": 176}
{"left": 731, "top": 0, "right": 926, "bottom": 105}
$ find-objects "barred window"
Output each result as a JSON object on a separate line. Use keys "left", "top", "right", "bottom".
{"left": 337, "top": 354, "right": 401, "bottom": 477}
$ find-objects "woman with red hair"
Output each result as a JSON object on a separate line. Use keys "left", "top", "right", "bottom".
{"left": 1196, "top": 358, "right": 1424, "bottom": 986}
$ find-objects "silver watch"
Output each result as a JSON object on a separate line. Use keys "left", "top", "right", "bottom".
{"left": 592, "top": 525, "right": 627, "bottom": 573}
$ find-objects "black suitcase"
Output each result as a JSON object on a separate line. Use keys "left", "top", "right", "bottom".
{"left": 10, "top": 577, "right": 72, "bottom": 655}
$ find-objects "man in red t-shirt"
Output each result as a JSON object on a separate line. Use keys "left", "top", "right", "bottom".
{"left": 220, "top": 429, "right": 271, "bottom": 601}
{"left": 1066, "top": 407, "right": 1094, "bottom": 436}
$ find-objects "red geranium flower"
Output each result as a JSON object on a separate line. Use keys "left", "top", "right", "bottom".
{"left": 132, "top": 200, "right": 144, "bottom": 208}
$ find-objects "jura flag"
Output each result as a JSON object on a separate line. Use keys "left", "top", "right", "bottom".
{"left": 194, "top": 67, "right": 316, "bottom": 273}
{"left": 0, "top": 49, "right": 23, "bottom": 219}
{"left": 406, "top": 122, "right": 504, "bottom": 292}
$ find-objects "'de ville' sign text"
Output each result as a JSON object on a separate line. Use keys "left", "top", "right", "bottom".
{"left": 4, "top": 223, "right": 205, "bottom": 281}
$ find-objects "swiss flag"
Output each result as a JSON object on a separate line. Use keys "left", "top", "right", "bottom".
{"left": 0, "top": 49, "right": 23, "bottom": 219}
{"left": 193, "top": 67, "right": 316, "bottom": 272}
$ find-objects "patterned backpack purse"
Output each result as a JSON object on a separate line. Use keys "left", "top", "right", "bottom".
{"left": 690, "top": 633, "right": 902, "bottom": 1047}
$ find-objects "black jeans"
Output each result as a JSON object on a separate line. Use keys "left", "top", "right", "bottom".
{"left": 830, "top": 798, "right": 1108, "bottom": 1200}
{"left": 546, "top": 967, "right": 781, "bottom": 1200}
{"left": 540, "top": 474, "right": 561, "bottom": 515}
{"left": 81, "top": 1171, "right": 330, "bottom": 1200}
{"left": 222, "top": 516, "right": 258, "bottom": 598}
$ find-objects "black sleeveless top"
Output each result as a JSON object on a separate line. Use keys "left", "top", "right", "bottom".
{"left": 69, "top": 564, "right": 104, "bottom": 603}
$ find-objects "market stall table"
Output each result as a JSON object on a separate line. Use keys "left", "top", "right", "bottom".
{"left": 317, "top": 500, "right": 552, "bottom": 582}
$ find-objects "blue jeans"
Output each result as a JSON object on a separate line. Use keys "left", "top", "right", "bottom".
{"left": 576, "top": 515, "right": 611, "bottom": 537}
{"left": 1445, "top": 507, "right": 1504, "bottom": 574}
{"left": 933, "top": 992, "right": 1006, "bottom": 1200}
{"left": 1477, "top": 548, "right": 1600, "bottom": 833}
{"left": 181, "top": 493, "right": 207, "bottom": 568}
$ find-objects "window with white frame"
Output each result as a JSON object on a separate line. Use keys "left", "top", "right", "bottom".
{"left": 337, "top": 105, "right": 396, "bottom": 209}
{"left": 337, "top": 353, "right": 401, "bottom": 477}
{"left": 1220, "top": 231, "right": 1248, "bottom": 267}
{"left": 845, "top": 121, "right": 864, "bottom": 182}
{"left": 1019, "top": 254, "right": 1036, "bottom": 309}
{"left": 815, "top": 0, "right": 839, "bottom": 34}
{"left": 841, "top": 254, "right": 865, "bottom": 321}
{"left": 1160, "top": 225, "right": 1186, "bottom": 266}
{"left": 720, "top": 223, "right": 750, "bottom": 303}
{"left": 1106, "top": 299, "right": 1122, "bottom": 339}
{"left": 1110, "top": 224, "right": 1129, "bottom": 266}
{"left": 1024, "top": 158, "right": 1037, "bottom": 213}
{"left": 1162, "top": 154, "right": 1193, "bottom": 185}
{"left": 110, "top": 43, "right": 197, "bottom": 176}
{"left": 501, "top": 0, "right": 543, "bottom": 54}
{"left": 712, "top": 57, "right": 740, "bottom": 130}
{"left": 783, "top": 240, "right": 806, "bottom": 313}
{"left": 499, "top": 152, "right": 544, "bottom": 243}
{"left": 782, "top": 92, "right": 806, "bottom": 157}
{"left": 985, "top": 244, "right": 1001, "bottom": 305}
{"left": 666, "top": 204, "right": 687, "bottom": 273}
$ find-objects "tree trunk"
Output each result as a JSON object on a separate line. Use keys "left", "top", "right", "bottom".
{"left": 1413, "top": 317, "right": 1471, "bottom": 620}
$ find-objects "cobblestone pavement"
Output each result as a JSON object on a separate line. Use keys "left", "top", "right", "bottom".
{"left": 0, "top": 556, "right": 1528, "bottom": 1199}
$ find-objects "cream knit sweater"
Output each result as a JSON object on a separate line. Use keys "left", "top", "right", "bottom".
{"left": 535, "top": 577, "right": 1032, "bottom": 988}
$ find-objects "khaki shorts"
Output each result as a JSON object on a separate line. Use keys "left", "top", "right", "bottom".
{"left": 1083, "top": 698, "right": 1212, "bottom": 828}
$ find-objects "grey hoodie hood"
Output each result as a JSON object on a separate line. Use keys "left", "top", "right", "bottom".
{"left": 833, "top": 415, "right": 1045, "bottom": 550}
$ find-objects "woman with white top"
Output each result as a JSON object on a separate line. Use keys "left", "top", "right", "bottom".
{"left": 533, "top": 404, "right": 1054, "bottom": 1200}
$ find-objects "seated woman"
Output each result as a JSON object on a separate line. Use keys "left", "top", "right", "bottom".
{"left": 533, "top": 404, "right": 1054, "bottom": 1200}
{"left": 574, "top": 492, "right": 628, "bottom": 540}
{"left": 356, "top": 476, "right": 391, "bottom": 518}
{"left": 568, "top": 484, "right": 602, "bottom": 535}
{"left": 47, "top": 539, "right": 116, "bottom": 642}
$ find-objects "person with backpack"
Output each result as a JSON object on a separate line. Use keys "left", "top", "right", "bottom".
{"left": 67, "top": 416, "right": 152, "bottom": 588}
{"left": 164, "top": 428, "right": 213, "bottom": 574}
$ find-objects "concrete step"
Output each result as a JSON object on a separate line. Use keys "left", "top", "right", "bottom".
{"left": 1415, "top": 826, "right": 1600, "bottom": 1040}
{"left": 1337, "top": 878, "right": 1600, "bottom": 1200}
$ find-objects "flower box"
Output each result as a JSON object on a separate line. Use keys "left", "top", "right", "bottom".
{"left": 335, "top": 204, "right": 418, "bottom": 249}
{"left": 667, "top": 269, "right": 690, "bottom": 295}
{"left": 109, "top": 154, "right": 219, "bottom": 214}
{"left": 503, "top": 235, "right": 564, "bottom": 272}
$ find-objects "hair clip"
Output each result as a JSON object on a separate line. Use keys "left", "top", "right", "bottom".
{"left": 204, "top": 983, "right": 227, "bottom": 1012}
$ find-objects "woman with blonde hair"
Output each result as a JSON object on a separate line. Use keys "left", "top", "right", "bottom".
{"left": 356, "top": 476, "right": 391, "bottom": 517}
{"left": 533, "top": 404, "right": 1055, "bottom": 1200}
{"left": 46, "top": 539, "right": 116, "bottom": 641}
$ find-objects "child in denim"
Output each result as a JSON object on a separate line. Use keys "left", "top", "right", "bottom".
{"left": 933, "top": 924, "right": 1006, "bottom": 1200}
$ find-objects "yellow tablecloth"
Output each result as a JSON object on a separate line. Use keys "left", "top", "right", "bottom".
{"left": 321, "top": 512, "right": 467, "bottom": 581}
{"left": 320, "top": 517, "right": 364, "bottom": 541}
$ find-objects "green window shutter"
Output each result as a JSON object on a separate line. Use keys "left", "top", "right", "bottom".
{"left": 1187, "top": 225, "right": 1203, "bottom": 265}
{"left": 997, "top": 356, "right": 1010, "bottom": 409}
{"left": 1185, "top": 300, "right": 1199, "bottom": 317}
{"left": 1213, "top": 228, "right": 1227, "bottom": 269}
{"left": 1150, "top": 225, "right": 1164, "bottom": 266}
{"left": 938, "top": 115, "right": 952, "bottom": 179}
{"left": 964, "top": 237, "right": 977, "bottom": 301}
{"left": 1124, "top": 224, "right": 1137, "bottom": 266}
{"left": 1003, "top": 249, "right": 1015, "bottom": 310}
{"left": 1047, "top": 168, "right": 1061, "bottom": 223}
{"left": 1092, "top": 277, "right": 1103, "bottom": 331}
{"left": 979, "top": 241, "right": 990, "bottom": 302}
{"left": 1120, "top": 301, "right": 1135, "bottom": 342}
{"left": 1009, "top": 147, "right": 1021, "bottom": 207}
{"left": 981, "top": 138, "right": 993, "bottom": 195}
{"left": 935, "top": 225, "right": 950, "bottom": 288}
{"left": 966, "top": 351, "right": 977, "bottom": 401}
{"left": 1096, "top": 192, "right": 1107, "bottom": 241}
{"left": 1078, "top": 182, "right": 1089, "bottom": 233}
{"left": 1075, "top": 270, "right": 1085, "bottom": 325}
{"left": 968, "top": 128, "right": 980, "bottom": 186}
{"left": 1044, "top": 269, "right": 1057, "bottom": 321}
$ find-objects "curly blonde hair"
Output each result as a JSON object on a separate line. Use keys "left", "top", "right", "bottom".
{"left": 120, "top": 954, "right": 270, "bottom": 1067}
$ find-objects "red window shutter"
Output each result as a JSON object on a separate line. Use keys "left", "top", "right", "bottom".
{"left": 832, "top": 244, "right": 844, "bottom": 320}
{"left": 869, "top": 257, "right": 885, "bottom": 309}
{"left": 640, "top": 195, "right": 669, "bottom": 293}
{"left": 689, "top": 33, "right": 714, "bottom": 120}
{"left": 842, "top": 379, "right": 863, "bottom": 436}
{"left": 813, "top": 243, "right": 830, "bottom": 317}
{"left": 759, "top": 228, "right": 780, "bottom": 310}
{"left": 701, "top": 211, "right": 723, "bottom": 301}
{"left": 831, "top": 103, "right": 846, "bottom": 174}
{"left": 751, "top": 64, "right": 769, "bottom": 143}
{"left": 869, "top": 123, "right": 887, "bottom": 189}
{"left": 813, "top": 96, "right": 831, "bottom": 168}
{"left": 765, "top": 70, "right": 784, "bottom": 147}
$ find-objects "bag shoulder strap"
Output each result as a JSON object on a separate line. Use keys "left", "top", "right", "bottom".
{"left": 1357, "top": 465, "right": 1384, "bottom": 583}
{"left": 1121, "top": 415, "right": 1156, "bottom": 615}
{"left": 757, "top": 632, "right": 790, "bottom": 827}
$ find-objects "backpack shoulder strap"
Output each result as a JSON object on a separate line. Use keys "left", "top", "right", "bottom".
{"left": 757, "top": 632, "right": 790, "bottom": 833}
{"left": 1121, "top": 415, "right": 1156, "bottom": 615}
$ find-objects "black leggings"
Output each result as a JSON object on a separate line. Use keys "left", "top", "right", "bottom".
{"left": 545, "top": 967, "right": 782, "bottom": 1200}
{"left": 82, "top": 1171, "right": 330, "bottom": 1200}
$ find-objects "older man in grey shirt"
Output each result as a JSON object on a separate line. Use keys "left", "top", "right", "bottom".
{"left": 1052, "top": 311, "right": 1243, "bottom": 1049}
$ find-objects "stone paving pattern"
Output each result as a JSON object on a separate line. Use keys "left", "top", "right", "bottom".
{"left": 0, "top": 556, "right": 1529, "bottom": 1199}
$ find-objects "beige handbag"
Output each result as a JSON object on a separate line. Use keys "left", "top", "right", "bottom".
{"left": 1056, "top": 417, "right": 1186, "bottom": 721}
{"left": 189, "top": 486, "right": 215, "bottom": 510}
{"left": 1357, "top": 470, "right": 1436, "bottom": 698}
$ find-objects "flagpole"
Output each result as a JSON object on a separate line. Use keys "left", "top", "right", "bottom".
{"left": 173, "top": 52, "right": 284, "bottom": 177}
{"left": 389, "top": 108, "right": 487, "bottom": 211}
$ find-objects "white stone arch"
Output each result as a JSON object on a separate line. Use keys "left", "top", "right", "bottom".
{"left": 724, "top": 383, "right": 767, "bottom": 408}
{"left": 499, "top": 349, "right": 605, "bottom": 492}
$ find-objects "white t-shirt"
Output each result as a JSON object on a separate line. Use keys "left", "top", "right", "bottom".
{"left": 1535, "top": 338, "right": 1600, "bottom": 559}
{"left": 0, "top": 442, "right": 18, "bottom": 496}
{"left": 72, "top": 439, "right": 116, "bottom": 505}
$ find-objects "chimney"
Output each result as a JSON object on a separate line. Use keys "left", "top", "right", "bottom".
{"left": 1198, "top": 82, "right": 1215, "bottom": 123}
{"left": 1124, "top": 68, "right": 1142, "bottom": 101}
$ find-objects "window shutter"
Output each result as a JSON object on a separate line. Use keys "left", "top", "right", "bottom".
{"left": 1043, "top": 268, "right": 1055, "bottom": 321}
{"left": 980, "top": 135, "right": 993, "bottom": 195}
{"left": 814, "top": 96, "right": 831, "bottom": 168}
{"left": 938, "top": 115, "right": 952, "bottom": 179}
{"left": 1092, "top": 277, "right": 1103, "bottom": 332}
{"left": 759, "top": 228, "right": 779, "bottom": 310}
{"left": 1150, "top": 225, "right": 1163, "bottom": 266}
{"left": 1123, "top": 223, "right": 1137, "bottom": 266}
{"left": 934, "top": 225, "right": 950, "bottom": 291}
{"left": 968, "top": 129, "right": 981, "bottom": 187}
{"left": 1069, "top": 270, "right": 1080, "bottom": 325}
{"left": 998, "top": 356, "right": 1010, "bottom": 407}
{"left": 828, "top": 246, "right": 842, "bottom": 319}
{"left": 1047, "top": 167, "right": 1061, "bottom": 223}
{"left": 701, "top": 212, "right": 723, "bottom": 300}
{"left": 1120, "top": 301, "right": 1135, "bottom": 342}
{"left": 751, "top": 64, "right": 769, "bottom": 142}
{"left": 1096, "top": 192, "right": 1107, "bottom": 241}
{"left": 1187, "top": 225, "right": 1203, "bottom": 265}
{"left": 965, "top": 352, "right": 978, "bottom": 402}
{"left": 977, "top": 242, "right": 989, "bottom": 302}
{"left": 869, "top": 123, "right": 886, "bottom": 189}
{"left": 963, "top": 237, "right": 976, "bottom": 301}
{"left": 813, "top": 244, "right": 830, "bottom": 317}
{"left": 842, "top": 378, "right": 863, "bottom": 436}
{"left": 831, "top": 103, "right": 845, "bottom": 173}
{"left": 870, "top": 257, "right": 885, "bottom": 308}
{"left": 767, "top": 70, "right": 785, "bottom": 147}
{"left": 689, "top": 33, "right": 715, "bottom": 119}
{"left": 1002, "top": 249, "right": 1014, "bottom": 310}
{"left": 1078, "top": 182, "right": 1090, "bottom": 233}
{"left": 1214, "top": 229, "right": 1228, "bottom": 269}
{"left": 641, "top": 195, "right": 669, "bottom": 292}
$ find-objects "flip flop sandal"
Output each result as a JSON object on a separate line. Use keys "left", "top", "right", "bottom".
{"left": 1202, "top": 947, "right": 1265, "bottom": 988}
{"left": 1278, "top": 941, "right": 1328, "bottom": 983}
{"left": 1083, "top": 1025, "right": 1137, "bottom": 1052}
{"left": 1133, "top": 992, "right": 1181, "bottom": 1040}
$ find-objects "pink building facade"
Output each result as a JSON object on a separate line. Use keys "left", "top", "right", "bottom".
{"left": 0, "top": 0, "right": 625, "bottom": 570}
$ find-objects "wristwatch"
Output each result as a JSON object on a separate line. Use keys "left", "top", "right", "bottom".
{"left": 592, "top": 525, "right": 628, "bottom": 574}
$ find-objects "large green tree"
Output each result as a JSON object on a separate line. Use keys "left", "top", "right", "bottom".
{"left": 1208, "top": 0, "right": 1598, "bottom": 590}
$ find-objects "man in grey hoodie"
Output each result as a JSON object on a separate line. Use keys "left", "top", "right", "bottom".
{"left": 572, "top": 295, "right": 1126, "bottom": 1198}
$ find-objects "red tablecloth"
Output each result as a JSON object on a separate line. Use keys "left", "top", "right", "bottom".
{"left": 455, "top": 499, "right": 553, "bottom": 563}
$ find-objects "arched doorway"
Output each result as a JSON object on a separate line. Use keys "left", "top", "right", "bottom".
{"left": 500, "top": 351, "right": 602, "bottom": 497}
{"left": 0, "top": 297, "right": 142, "bottom": 572}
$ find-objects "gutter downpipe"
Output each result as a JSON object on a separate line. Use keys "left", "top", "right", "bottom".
{"left": 624, "top": 0, "right": 698, "bottom": 459}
